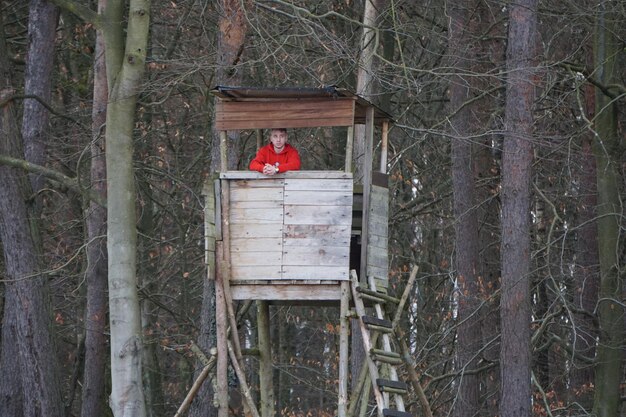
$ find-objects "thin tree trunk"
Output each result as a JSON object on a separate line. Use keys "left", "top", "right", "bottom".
{"left": 469, "top": 3, "right": 504, "bottom": 413}
{"left": 138, "top": 184, "right": 165, "bottom": 417}
{"left": 81, "top": 12, "right": 109, "bottom": 416}
{"left": 476, "top": 139, "right": 501, "bottom": 416}
{"left": 447, "top": 1, "right": 480, "bottom": 416}
{"left": 499, "top": 1, "right": 537, "bottom": 417}
{"left": 192, "top": 1, "right": 246, "bottom": 415}
{"left": 591, "top": 2, "right": 624, "bottom": 416}
{"left": 353, "top": 0, "right": 381, "bottom": 182}
{"left": 351, "top": 0, "right": 383, "bottom": 394}
{"left": 277, "top": 308, "right": 290, "bottom": 412}
{"left": 569, "top": 110, "right": 598, "bottom": 411}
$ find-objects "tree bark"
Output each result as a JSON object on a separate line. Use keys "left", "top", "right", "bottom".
{"left": 499, "top": 1, "right": 537, "bottom": 417}
{"left": 591, "top": 2, "right": 624, "bottom": 416}
{"left": 0, "top": 11, "right": 26, "bottom": 417}
{"left": 569, "top": 88, "right": 598, "bottom": 411}
{"left": 353, "top": 0, "right": 382, "bottom": 181}
{"left": 351, "top": 0, "right": 384, "bottom": 394}
{"left": 0, "top": 2, "right": 65, "bottom": 416}
{"left": 101, "top": 0, "right": 150, "bottom": 415}
{"left": 447, "top": 1, "right": 480, "bottom": 416}
{"left": 192, "top": 1, "right": 246, "bottom": 416}
{"left": 22, "top": 0, "right": 59, "bottom": 204}
{"left": 81, "top": 8, "right": 109, "bottom": 416}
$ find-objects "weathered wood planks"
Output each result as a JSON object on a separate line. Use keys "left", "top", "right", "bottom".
{"left": 215, "top": 98, "right": 355, "bottom": 130}
{"left": 225, "top": 172, "right": 353, "bottom": 289}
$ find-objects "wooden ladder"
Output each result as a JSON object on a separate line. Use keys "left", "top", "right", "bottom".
{"left": 350, "top": 270, "right": 412, "bottom": 417}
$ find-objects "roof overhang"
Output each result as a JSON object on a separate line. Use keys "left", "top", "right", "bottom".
{"left": 211, "top": 85, "right": 394, "bottom": 130}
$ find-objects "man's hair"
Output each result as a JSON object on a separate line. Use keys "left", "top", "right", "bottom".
{"left": 271, "top": 128, "right": 287, "bottom": 134}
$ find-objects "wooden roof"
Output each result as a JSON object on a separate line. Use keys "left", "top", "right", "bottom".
{"left": 211, "top": 85, "right": 393, "bottom": 130}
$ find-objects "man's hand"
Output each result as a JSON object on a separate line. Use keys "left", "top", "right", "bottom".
{"left": 262, "top": 163, "right": 278, "bottom": 175}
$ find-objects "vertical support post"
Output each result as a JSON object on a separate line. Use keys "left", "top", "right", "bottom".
{"left": 338, "top": 281, "right": 350, "bottom": 417}
{"left": 345, "top": 125, "right": 354, "bottom": 173}
{"left": 359, "top": 107, "right": 375, "bottom": 283}
{"left": 220, "top": 130, "right": 228, "bottom": 172}
{"left": 257, "top": 301, "right": 274, "bottom": 417}
{"left": 380, "top": 121, "right": 389, "bottom": 174}
{"left": 216, "top": 178, "right": 231, "bottom": 417}
{"left": 215, "top": 243, "right": 229, "bottom": 417}
{"left": 256, "top": 129, "right": 263, "bottom": 151}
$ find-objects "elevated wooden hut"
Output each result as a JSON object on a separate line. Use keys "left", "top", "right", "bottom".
{"left": 203, "top": 86, "right": 405, "bottom": 417}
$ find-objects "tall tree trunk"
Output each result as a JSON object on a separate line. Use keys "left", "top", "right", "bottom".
{"left": 208, "top": 0, "right": 246, "bottom": 172}
{"left": 192, "top": 1, "right": 247, "bottom": 416}
{"left": 0, "top": 10, "right": 26, "bottom": 417}
{"left": 0, "top": 2, "right": 65, "bottom": 416}
{"left": 81, "top": 10, "right": 109, "bottom": 417}
{"left": 499, "top": 1, "right": 537, "bottom": 417}
{"left": 22, "top": 0, "right": 59, "bottom": 202}
{"left": 276, "top": 308, "right": 291, "bottom": 412}
{"left": 591, "top": 2, "right": 624, "bottom": 416}
{"left": 470, "top": 3, "right": 504, "bottom": 414}
{"left": 351, "top": 0, "right": 383, "bottom": 394}
{"left": 476, "top": 138, "right": 501, "bottom": 416}
{"left": 353, "top": 0, "right": 381, "bottom": 181}
{"left": 568, "top": 88, "right": 598, "bottom": 411}
{"left": 138, "top": 183, "right": 165, "bottom": 417}
{"left": 101, "top": 0, "right": 150, "bottom": 415}
{"left": 447, "top": 1, "right": 480, "bottom": 416}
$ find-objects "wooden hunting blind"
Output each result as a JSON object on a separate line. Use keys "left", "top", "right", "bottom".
{"left": 202, "top": 86, "right": 405, "bottom": 417}
{"left": 206, "top": 85, "right": 393, "bottom": 301}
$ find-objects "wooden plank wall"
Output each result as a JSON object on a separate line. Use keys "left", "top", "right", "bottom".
{"left": 229, "top": 178, "right": 284, "bottom": 281}
{"left": 226, "top": 173, "right": 353, "bottom": 283}
{"left": 366, "top": 182, "right": 389, "bottom": 286}
{"left": 202, "top": 180, "right": 217, "bottom": 273}
{"left": 283, "top": 177, "right": 352, "bottom": 280}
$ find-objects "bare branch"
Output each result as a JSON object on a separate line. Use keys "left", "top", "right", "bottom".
{"left": 0, "top": 154, "right": 106, "bottom": 208}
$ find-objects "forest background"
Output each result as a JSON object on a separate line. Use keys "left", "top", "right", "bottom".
{"left": 0, "top": 1, "right": 624, "bottom": 417}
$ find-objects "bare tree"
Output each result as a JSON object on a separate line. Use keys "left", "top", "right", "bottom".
{"left": 191, "top": 1, "right": 247, "bottom": 416}
{"left": 101, "top": 0, "right": 150, "bottom": 414}
{"left": 447, "top": 1, "right": 480, "bottom": 416}
{"left": 0, "top": 1, "right": 65, "bottom": 416}
{"left": 0, "top": 7, "right": 28, "bottom": 416}
{"left": 499, "top": 1, "right": 537, "bottom": 416}
{"left": 80, "top": 2, "right": 108, "bottom": 415}
{"left": 591, "top": 2, "right": 624, "bottom": 416}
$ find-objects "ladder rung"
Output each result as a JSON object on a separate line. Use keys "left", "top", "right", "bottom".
{"left": 383, "top": 409, "right": 412, "bottom": 417}
{"left": 362, "top": 315, "right": 392, "bottom": 329}
{"left": 358, "top": 292, "right": 388, "bottom": 304}
{"left": 370, "top": 349, "right": 403, "bottom": 363}
{"left": 366, "top": 324, "right": 394, "bottom": 334}
{"left": 370, "top": 348, "right": 401, "bottom": 359}
{"left": 377, "top": 378, "right": 408, "bottom": 394}
{"left": 356, "top": 287, "right": 400, "bottom": 304}
{"left": 370, "top": 354, "right": 403, "bottom": 365}
{"left": 380, "top": 386, "right": 407, "bottom": 395}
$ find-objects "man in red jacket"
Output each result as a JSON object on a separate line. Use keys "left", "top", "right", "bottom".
{"left": 249, "top": 128, "right": 301, "bottom": 175}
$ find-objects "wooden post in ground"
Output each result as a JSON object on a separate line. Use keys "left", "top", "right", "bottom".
{"left": 215, "top": 243, "right": 228, "bottom": 417}
{"left": 257, "top": 301, "right": 274, "bottom": 417}
{"left": 338, "top": 281, "right": 351, "bottom": 417}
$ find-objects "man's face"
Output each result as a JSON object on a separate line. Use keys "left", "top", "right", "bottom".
{"left": 270, "top": 130, "right": 287, "bottom": 152}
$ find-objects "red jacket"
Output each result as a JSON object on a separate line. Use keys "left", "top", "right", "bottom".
{"left": 249, "top": 143, "right": 301, "bottom": 173}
